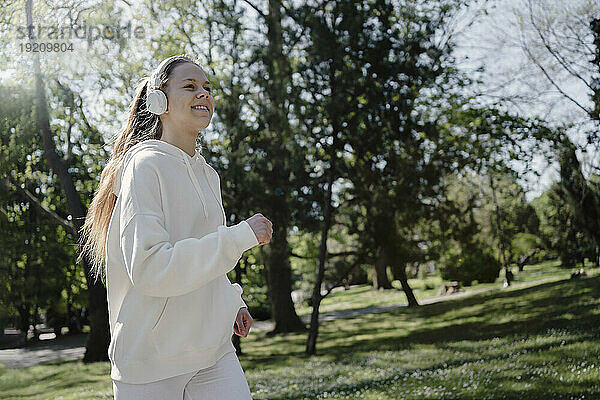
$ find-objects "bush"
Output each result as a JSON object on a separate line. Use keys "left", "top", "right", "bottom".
{"left": 441, "top": 243, "right": 501, "bottom": 286}
{"left": 528, "top": 248, "right": 554, "bottom": 264}
{"left": 511, "top": 232, "right": 543, "bottom": 259}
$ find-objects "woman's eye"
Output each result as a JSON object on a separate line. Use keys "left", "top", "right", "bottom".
{"left": 204, "top": 87, "right": 212, "bottom": 92}
{"left": 185, "top": 84, "right": 194, "bottom": 89}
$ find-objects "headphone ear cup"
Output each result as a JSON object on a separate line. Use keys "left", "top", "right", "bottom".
{"left": 146, "top": 89, "right": 168, "bottom": 115}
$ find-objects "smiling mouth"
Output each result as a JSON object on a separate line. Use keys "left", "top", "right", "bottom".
{"left": 191, "top": 105, "right": 209, "bottom": 112}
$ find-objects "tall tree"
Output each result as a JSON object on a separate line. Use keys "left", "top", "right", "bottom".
{"left": 234, "top": 0, "right": 311, "bottom": 334}
{"left": 289, "top": 0, "right": 371, "bottom": 355}
{"left": 557, "top": 135, "right": 600, "bottom": 256}
{"left": 340, "top": 0, "right": 477, "bottom": 304}
{"left": 21, "top": 0, "right": 110, "bottom": 361}
{"left": 0, "top": 0, "right": 143, "bottom": 359}
{"left": 296, "top": 0, "right": 496, "bottom": 353}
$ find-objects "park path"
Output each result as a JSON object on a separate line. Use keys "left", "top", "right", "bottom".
{"left": 0, "top": 276, "right": 559, "bottom": 369}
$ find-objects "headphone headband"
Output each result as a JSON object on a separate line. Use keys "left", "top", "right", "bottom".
{"left": 146, "top": 54, "right": 195, "bottom": 115}
{"left": 149, "top": 55, "right": 187, "bottom": 90}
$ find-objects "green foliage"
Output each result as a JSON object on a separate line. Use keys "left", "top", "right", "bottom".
{"left": 557, "top": 137, "right": 600, "bottom": 250}
{"left": 229, "top": 254, "right": 272, "bottom": 321}
{"left": 440, "top": 242, "right": 500, "bottom": 285}
{"left": 0, "top": 81, "right": 89, "bottom": 336}
{"left": 511, "top": 232, "right": 543, "bottom": 259}
{"left": 531, "top": 183, "right": 595, "bottom": 269}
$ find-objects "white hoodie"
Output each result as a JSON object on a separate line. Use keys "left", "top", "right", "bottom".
{"left": 105, "top": 139, "right": 258, "bottom": 384}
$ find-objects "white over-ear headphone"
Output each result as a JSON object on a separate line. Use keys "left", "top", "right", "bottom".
{"left": 146, "top": 55, "right": 185, "bottom": 115}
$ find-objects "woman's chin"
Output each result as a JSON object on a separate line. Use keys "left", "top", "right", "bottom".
{"left": 189, "top": 117, "right": 211, "bottom": 131}
{"left": 195, "top": 120, "right": 210, "bottom": 130}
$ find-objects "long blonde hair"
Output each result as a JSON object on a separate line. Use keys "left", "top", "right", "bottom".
{"left": 78, "top": 55, "right": 201, "bottom": 285}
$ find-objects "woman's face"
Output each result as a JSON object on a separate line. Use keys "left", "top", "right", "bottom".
{"left": 161, "top": 62, "right": 215, "bottom": 134}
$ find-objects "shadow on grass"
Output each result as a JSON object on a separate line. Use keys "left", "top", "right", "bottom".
{"left": 243, "top": 276, "right": 600, "bottom": 399}
{"left": 257, "top": 330, "right": 600, "bottom": 400}
{"left": 242, "top": 276, "right": 600, "bottom": 366}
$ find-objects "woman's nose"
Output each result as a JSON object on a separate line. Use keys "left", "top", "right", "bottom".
{"left": 195, "top": 89, "right": 210, "bottom": 98}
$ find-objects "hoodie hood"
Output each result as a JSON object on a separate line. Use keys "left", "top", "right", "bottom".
{"left": 112, "top": 139, "right": 220, "bottom": 220}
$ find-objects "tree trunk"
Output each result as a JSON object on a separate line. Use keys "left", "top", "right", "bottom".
{"left": 265, "top": 222, "right": 306, "bottom": 334}
{"left": 32, "top": 270, "right": 40, "bottom": 342}
{"left": 389, "top": 262, "right": 404, "bottom": 282}
{"left": 305, "top": 294, "right": 322, "bottom": 356}
{"left": 32, "top": 206, "right": 41, "bottom": 342}
{"left": 306, "top": 153, "right": 336, "bottom": 356}
{"left": 17, "top": 304, "right": 31, "bottom": 342}
{"left": 233, "top": 257, "right": 245, "bottom": 355}
{"left": 389, "top": 257, "right": 419, "bottom": 307}
{"left": 373, "top": 246, "right": 393, "bottom": 290}
{"left": 490, "top": 175, "right": 510, "bottom": 286}
{"left": 262, "top": 0, "right": 306, "bottom": 335}
{"left": 82, "top": 274, "right": 110, "bottom": 362}
{"left": 27, "top": 0, "right": 109, "bottom": 362}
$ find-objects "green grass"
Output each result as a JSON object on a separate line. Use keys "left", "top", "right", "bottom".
{"left": 1, "top": 266, "right": 598, "bottom": 399}
{"left": 294, "top": 259, "right": 586, "bottom": 318}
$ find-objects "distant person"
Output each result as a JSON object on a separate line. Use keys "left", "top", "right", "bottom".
{"left": 79, "top": 54, "right": 273, "bottom": 400}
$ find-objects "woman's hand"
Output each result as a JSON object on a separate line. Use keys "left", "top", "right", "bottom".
{"left": 234, "top": 307, "right": 254, "bottom": 338}
{"left": 245, "top": 213, "right": 273, "bottom": 245}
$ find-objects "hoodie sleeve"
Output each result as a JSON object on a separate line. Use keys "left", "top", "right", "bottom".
{"left": 231, "top": 283, "right": 248, "bottom": 310}
{"left": 118, "top": 154, "right": 259, "bottom": 298}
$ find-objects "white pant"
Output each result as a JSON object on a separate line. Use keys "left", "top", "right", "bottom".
{"left": 112, "top": 351, "right": 253, "bottom": 400}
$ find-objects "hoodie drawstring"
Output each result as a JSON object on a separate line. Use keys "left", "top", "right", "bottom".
{"left": 182, "top": 152, "right": 227, "bottom": 225}
{"left": 183, "top": 155, "right": 209, "bottom": 220}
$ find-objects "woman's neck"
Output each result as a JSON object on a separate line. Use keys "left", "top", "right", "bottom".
{"left": 159, "top": 125, "right": 197, "bottom": 157}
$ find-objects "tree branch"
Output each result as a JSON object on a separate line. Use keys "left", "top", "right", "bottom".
{"left": 290, "top": 250, "right": 359, "bottom": 259}
{"left": 527, "top": 3, "right": 593, "bottom": 92}
{"left": 290, "top": 251, "right": 310, "bottom": 259}
{"left": 3, "top": 177, "right": 76, "bottom": 235}
{"left": 241, "top": 0, "right": 266, "bottom": 19}
{"left": 522, "top": 43, "right": 591, "bottom": 117}
{"left": 322, "top": 262, "right": 358, "bottom": 299}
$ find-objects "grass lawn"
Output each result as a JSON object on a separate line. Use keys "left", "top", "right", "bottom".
{"left": 0, "top": 267, "right": 598, "bottom": 399}
{"left": 294, "top": 259, "right": 588, "bottom": 318}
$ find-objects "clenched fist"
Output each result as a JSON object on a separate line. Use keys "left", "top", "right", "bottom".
{"left": 245, "top": 213, "right": 273, "bottom": 245}
{"left": 234, "top": 307, "right": 253, "bottom": 338}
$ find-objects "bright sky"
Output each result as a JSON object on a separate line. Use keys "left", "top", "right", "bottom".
{"left": 452, "top": 0, "right": 599, "bottom": 201}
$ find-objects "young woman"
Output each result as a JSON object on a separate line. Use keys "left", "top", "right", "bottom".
{"left": 78, "top": 54, "right": 273, "bottom": 399}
